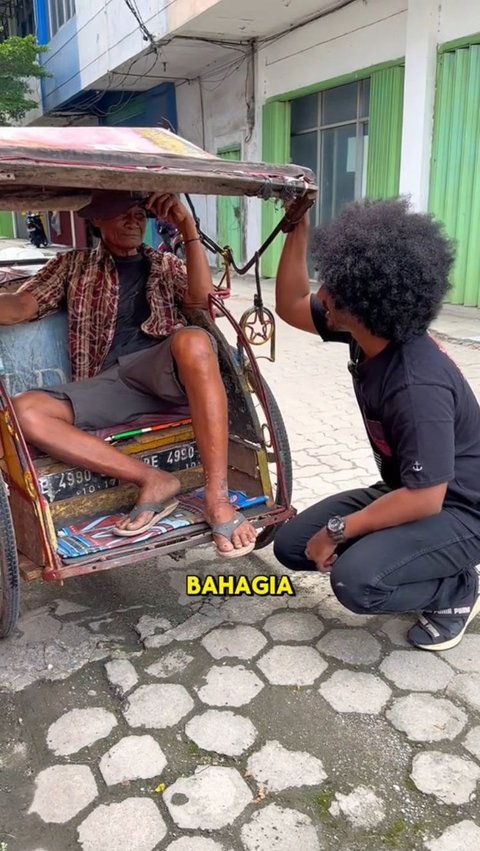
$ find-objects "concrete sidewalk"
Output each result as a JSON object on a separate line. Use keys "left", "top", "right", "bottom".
{"left": 430, "top": 305, "right": 480, "bottom": 345}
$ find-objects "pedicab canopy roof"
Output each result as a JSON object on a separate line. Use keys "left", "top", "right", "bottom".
{"left": 0, "top": 126, "right": 317, "bottom": 211}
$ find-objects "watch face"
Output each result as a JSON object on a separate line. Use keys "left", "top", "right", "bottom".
{"left": 328, "top": 516, "right": 344, "bottom": 533}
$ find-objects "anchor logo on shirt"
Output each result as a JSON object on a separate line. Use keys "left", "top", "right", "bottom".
{"left": 412, "top": 461, "right": 423, "bottom": 472}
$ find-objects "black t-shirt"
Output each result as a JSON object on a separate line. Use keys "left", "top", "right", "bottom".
{"left": 102, "top": 253, "right": 160, "bottom": 369}
{"left": 310, "top": 295, "right": 480, "bottom": 529}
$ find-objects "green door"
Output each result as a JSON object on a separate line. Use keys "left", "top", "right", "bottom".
{"left": 429, "top": 44, "right": 480, "bottom": 306}
{"left": 217, "top": 146, "right": 243, "bottom": 265}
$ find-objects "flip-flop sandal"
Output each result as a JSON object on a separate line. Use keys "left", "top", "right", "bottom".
{"left": 113, "top": 499, "right": 179, "bottom": 537}
{"left": 211, "top": 511, "right": 256, "bottom": 559}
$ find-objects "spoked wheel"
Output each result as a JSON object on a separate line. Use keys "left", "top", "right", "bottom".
{"left": 0, "top": 473, "right": 20, "bottom": 637}
{"left": 243, "top": 366, "right": 293, "bottom": 550}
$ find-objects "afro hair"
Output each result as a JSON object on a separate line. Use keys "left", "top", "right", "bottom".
{"left": 311, "top": 197, "right": 455, "bottom": 343}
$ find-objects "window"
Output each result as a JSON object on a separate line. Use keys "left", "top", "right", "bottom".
{"left": 48, "top": 0, "right": 76, "bottom": 38}
{"left": 290, "top": 80, "right": 370, "bottom": 227}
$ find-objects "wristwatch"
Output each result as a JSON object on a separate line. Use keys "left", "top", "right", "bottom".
{"left": 326, "top": 515, "right": 346, "bottom": 545}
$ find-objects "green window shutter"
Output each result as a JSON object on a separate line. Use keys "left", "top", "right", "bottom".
{"left": 0, "top": 212, "right": 14, "bottom": 238}
{"left": 261, "top": 100, "right": 291, "bottom": 277}
{"left": 429, "top": 45, "right": 480, "bottom": 305}
{"left": 366, "top": 66, "right": 405, "bottom": 199}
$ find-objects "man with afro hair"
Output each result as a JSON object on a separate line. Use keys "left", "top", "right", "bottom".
{"left": 274, "top": 197, "right": 480, "bottom": 652}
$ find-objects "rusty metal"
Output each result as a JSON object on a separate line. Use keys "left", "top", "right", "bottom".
{"left": 239, "top": 254, "right": 276, "bottom": 362}
{"left": 208, "top": 295, "right": 291, "bottom": 512}
{"left": 0, "top": 376, "right": 60, "bottom": 574}
{"left": 214, "top": 252, "right": 232, "bottom": 300}
{"left": 0, "top": 126, "right": 317, "bottom": 209}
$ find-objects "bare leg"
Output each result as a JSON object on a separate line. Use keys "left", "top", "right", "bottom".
{"left": 170, "top": 329, "right": 256, "bottom": 554}
{"left": 12, "top": 392, "right": 180, "bottom": 530}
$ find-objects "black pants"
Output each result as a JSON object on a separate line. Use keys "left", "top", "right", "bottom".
{"left": 274, "top": 485, "right": 480, "bottom": 615}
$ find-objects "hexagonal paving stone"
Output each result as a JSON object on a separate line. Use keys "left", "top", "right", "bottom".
{"left": 317, "top": 592, "right": 372, "bottom": 626}
{"left": 185, "top": 709, "right": 257, "bottom": 756}
{"left": 263, "top": 612, "right": 324, "bottom": 642}
{"left": 78, "top": 798, "right": 167, "bottom": 851}
{"left": 99, "top": 735, "right": 167, "bottom": 786}
{"left": 257, "top": 646, "right": 327, "bottom": 686}
{"left": 464, "top": 726, "right": 480, "bottom": 760}
{"left": 379, "top": 650, "right": 453, "bottom": 691}
{"left": 411, "top": 751, "right": 480, "bottom": 804}
{"left": 197, "top": 665, "right": 263, "bottom": 707}
{"left": 386, "top": 694, "right": 468, "bottom": 742}
{"left": 136, "top": 615, "right": 172, "bottom": 642}
{"left": 123, "top": 684, "right": 194, "bottom": 729}
{"left": 169, "top": 610, "right": 225, "bottom": 641}
{"left": 319, "top": 671, "right": 391, "bottom": 714}
{"left": 220, "top": 596, "right": 285, "bottom": 624}
{"left": 163, "top": 766, "right": 251, "bottom": 829}
{"left": 286, "top": 574, "right": 331, "bottom": 610}
{"left": 46, "top": 707, "right": 117, "bottom": 756}
{"left": 105, "top": 659, "right": 138, "bottom": 695}
{"left": 29, "top": 765, "right": 98, "bottom": 824}
{"left": 146, "top": 649, "right": 194, "bottom": 679}
{"left": 440, "top": 635, "right": 480, "bottom": 672}
{"left": 201, "top": 625, "right": 266, "bottom": 660}
{"left": 378, "top": 616, "right": 410, "bottom": 647}
{"left": 165, "top": 840, "right": 228, "bottom": 851}
{"left": 144, "top": 611, "right": 225, "bottom": 648}
{"left": 247, "top": 740, "right": 326, "bottom": 791}
{"left": 447, "top": 673, "right": 480, "bottom": 711}
{"left": 425, "top": 820, "right": 480, "bottom": 851}
{"left": 241, "top": 803, "right": 320, "bottom": 851}
{"left": 329, "top": 786, "right": 385, "bottom": 828}
{"left": 317, "top": 628, "right": 381, "bottom": 665}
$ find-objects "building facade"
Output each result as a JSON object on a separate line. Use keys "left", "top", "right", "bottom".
{"left": 3, "top": 1, "right": 480, "bottom": 304}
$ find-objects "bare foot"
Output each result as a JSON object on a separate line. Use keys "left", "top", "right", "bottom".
{"left": 115, "top": 470, "right": 181, "bottom": 533}
{"left": 205, "top": 499, "right": 257, "bottom": 554}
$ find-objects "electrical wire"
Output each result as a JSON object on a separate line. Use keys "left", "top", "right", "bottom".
{"left": 201, "top": 55, "right": 248, "bottom": 93}
{"left": 257, "top": 0, "right": 358, "bottom": 50}
{"left": 122, "top": 0, "right": 156, "bottom": 46}
{"left": 52, "top": 0, "right": 357, "bottom": 123}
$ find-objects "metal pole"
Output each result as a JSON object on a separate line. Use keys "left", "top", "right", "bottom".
{"left": 70, "top": 211, "right": 77, "bottom": 248}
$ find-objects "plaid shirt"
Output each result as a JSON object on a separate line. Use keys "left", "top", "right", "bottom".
{"left": 19, "top": 242, "right": 188, "bottom": 381}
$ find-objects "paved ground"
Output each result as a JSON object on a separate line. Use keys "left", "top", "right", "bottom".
{"left": 1, "top": 274, "right": 480, "bottom": 851}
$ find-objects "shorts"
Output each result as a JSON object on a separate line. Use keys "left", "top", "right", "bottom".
{"left": 42, "top": 327, "right": 217, "bottom": 430}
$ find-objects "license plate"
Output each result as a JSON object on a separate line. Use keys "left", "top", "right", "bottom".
{"left": 38, "top": 441, "right": 200, "bottom": 503}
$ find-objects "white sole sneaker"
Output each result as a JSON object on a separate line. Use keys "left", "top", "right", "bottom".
{"left": 410, "top": 567, "right": 480, "bottom": 652}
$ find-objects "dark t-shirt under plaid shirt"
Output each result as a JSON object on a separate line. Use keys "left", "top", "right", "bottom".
{"left": 19, "top": 242, "right": 188, "bottom": 382}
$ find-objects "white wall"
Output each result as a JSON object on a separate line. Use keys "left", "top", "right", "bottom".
{"left": 176, "top": 55, "right": 262, "bottom": 265}
{"left": 176, "top": 0, "right": 410, "bottom": 266}
{"left": 42, "top": 0, "right": 222, "bottom": 111}
{"left": 399, "top": 0, "right": 439, "bottom": 209}
{"left": 173, "top": 0, "right": 480, "bottom": 263}
{"left": 438, "top": 0, "right": 480, "bottom": 43}
{"left": 262, "top": 0, "right": 408, "bottom": 100}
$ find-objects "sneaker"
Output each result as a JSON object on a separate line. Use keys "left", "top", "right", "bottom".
{"left": 408, "top": 565, "right": 480, "bottom": 652}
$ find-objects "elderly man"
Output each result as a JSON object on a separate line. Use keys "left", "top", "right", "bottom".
{"left": 0, "top": 191, "right": 256, "bottom": 557}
